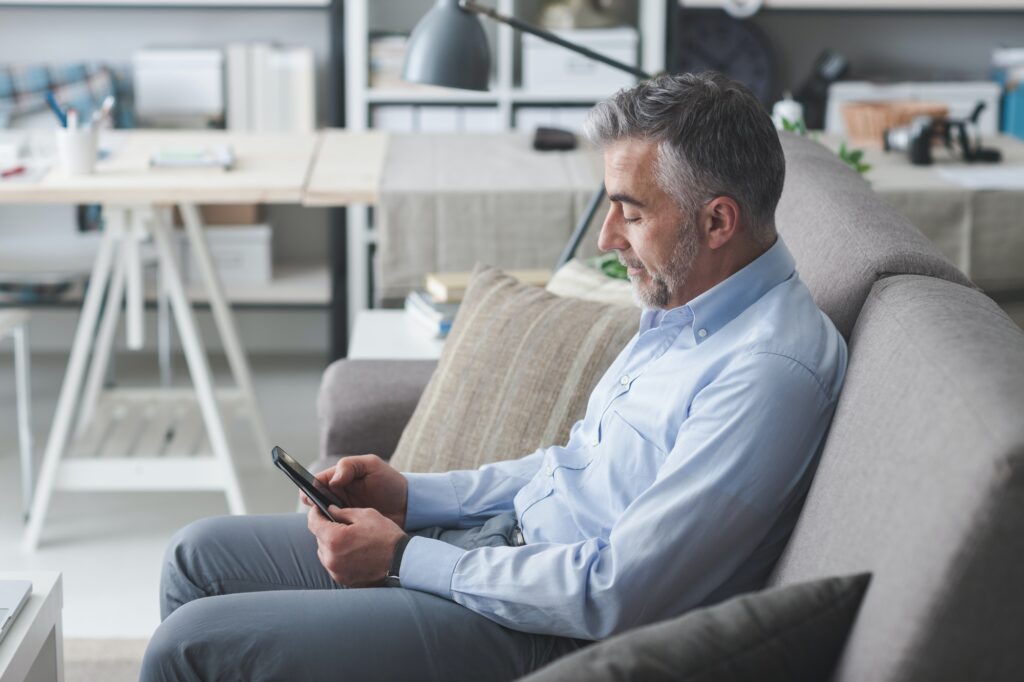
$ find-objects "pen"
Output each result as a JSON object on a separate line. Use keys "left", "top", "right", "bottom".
{"left": 45, "top": 91, "right": 68, "bottom": 127}
{"left": 1, "top": 165, "right": 25, "bottom": 178}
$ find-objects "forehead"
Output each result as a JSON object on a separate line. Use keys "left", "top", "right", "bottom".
{"left": 603, "top": 138, "right": 662, "bottom": 204}
{"left": 604, "top": 138, "right": 658, "bottom": 175}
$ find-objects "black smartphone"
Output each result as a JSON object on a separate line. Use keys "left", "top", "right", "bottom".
{"left": 272, "top": 446, "right": 347, "bottom": 520}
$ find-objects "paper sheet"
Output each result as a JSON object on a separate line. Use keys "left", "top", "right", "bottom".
{"left": 934, "top": 165, "right": 1024, "bottom": 189}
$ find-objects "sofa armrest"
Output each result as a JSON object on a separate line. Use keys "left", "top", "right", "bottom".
{"left": 317, "top": 359, "right": 437, "bottom": 462}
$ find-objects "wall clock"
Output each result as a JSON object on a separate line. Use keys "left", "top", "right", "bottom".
{"left": 671, "top": 9, "right": 776, "bottom": 104}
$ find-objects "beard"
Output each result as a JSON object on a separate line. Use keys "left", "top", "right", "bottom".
{"left": 619, "top": 220, "right": 701, "bottom": 309}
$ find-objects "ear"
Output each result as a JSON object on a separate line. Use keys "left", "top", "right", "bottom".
{"left": 701, "top": 197, "right": 742, "bottom": 250}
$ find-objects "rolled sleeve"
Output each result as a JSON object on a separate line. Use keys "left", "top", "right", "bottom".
{"left": 398, "top": 536, "right": 466, "bottom": 598}
{"left": 403, "top": 473, "right": 462, "bottom": 530}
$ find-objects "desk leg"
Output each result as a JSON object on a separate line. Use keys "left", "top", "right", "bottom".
{"left": 23, "top": 619, "right": 63, "bottom": 682}
{"left": 23, "top": 223, "right": 119, "bottom": 551}
{"left": 14, "top": 323, "right": 34, "bottom": 521}
{"left": 148, "top": 210, "right": 246, "bottom": 514}
{"left": 178, "top": 203, "right": 272, "bottom": 465}
{"left": 75, "top": 243, "right": 127, "bottom": 436}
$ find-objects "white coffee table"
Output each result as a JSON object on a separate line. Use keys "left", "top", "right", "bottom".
{"left": 0, "top": 572, "right": 63, "bottom": 682}
{"left": 348, "top": 310, "right": 444, "bottom": 360}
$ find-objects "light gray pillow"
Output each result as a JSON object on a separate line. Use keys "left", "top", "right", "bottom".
{"left": 520, "top": 573, "right": 871, "bottom": 682}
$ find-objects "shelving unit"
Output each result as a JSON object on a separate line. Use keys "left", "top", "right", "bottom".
{"left": 341, "top": 0, "right": 668, "bottom": 325}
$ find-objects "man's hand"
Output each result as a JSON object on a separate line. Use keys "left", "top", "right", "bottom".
{"left": 300, "top": 454, "right": 408, "bottom": 528}
{"left": 307, "top": 505, "right": 407, "bottom": 587}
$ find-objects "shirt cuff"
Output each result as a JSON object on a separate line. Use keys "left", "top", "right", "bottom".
{"left": 403, "top": 473, "right": 462, "bottom": 530}
{"left": 398, "top": 536, "right": 465, "bottom": 599}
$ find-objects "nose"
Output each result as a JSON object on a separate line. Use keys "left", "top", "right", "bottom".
{"left": 597, "top": 204, "right": 628, "bottom": 254}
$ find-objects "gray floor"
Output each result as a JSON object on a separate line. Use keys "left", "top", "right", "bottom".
{"left": 0, "top": 350, "right": 326, "bottom": 639}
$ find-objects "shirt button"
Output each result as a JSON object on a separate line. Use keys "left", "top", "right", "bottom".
{"left": 591, "top": 438, "right": 599, "bottom": 447}
{"left": 697, "top": 328, "right": 708, "bottom": 338}
{"left": 619, "top": 374, "right": 630, "bottom": 386}
{"left": 546, "top": 465, "right": 555, "bottom": 476}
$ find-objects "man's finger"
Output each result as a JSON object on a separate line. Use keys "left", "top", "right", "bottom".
{"left": 299, "top": 491, "right": 312, "bottom": 507}
{"left": 327, "top": 505, "right": 354, "bottom": 524}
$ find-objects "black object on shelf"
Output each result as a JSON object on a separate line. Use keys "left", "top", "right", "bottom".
{"left": 533, "top": 127, "right": 577, "bottom": 151}
{"left": 794, "top": 50, "right": 849, "bottom": 131}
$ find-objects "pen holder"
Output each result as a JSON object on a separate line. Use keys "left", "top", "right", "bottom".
{"left": 55, "top": 127, "right": 98, "bottom": 175}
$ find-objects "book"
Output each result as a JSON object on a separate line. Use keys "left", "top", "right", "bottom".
{"left": 405, "top": 289, "right": 458, "bottom": 338}
{"left": 425, "top": 269, "right": 551, "bottom": 303}
{"left": 150, "top": 145, "right": 234, "bottom": 170}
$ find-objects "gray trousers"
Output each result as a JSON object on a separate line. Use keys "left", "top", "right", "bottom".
{"left": 140, "top": 512, "right": 586, "bottom": 682}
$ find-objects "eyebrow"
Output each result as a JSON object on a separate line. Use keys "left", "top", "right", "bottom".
{"left": 606, "top": 190, "right": 646, "bottom": 209}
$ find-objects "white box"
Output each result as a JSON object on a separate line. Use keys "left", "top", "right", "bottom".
{"left": 826, "top": 81, "right": 1002, "bottom": 136}
{"left": 514, "top": 107, "right": 557, "bottom": 131}
{"left": 133, "top": 48, "right": 224, "bottom": 117}
{"left": 417, "top": 106, "right": 460, "bottom": 132}
{"left": 371, "top": 105, "right": 416, "bottom": 131}
{"left": 522, "top": 27, "right": 638, "bottom": 96}
{"left": 460, "top": 106, "right": 502, "bottom": 132}
{"left": 179, "top": 225, "right": 272, "bottom": 286}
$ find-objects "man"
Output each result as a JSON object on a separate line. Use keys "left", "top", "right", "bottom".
{"left": 142, "top": 72, "right": 846, "bottom": 681}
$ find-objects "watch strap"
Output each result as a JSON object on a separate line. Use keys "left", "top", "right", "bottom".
{"left": 385, "top": 534, "right": 412, "bottom": 587}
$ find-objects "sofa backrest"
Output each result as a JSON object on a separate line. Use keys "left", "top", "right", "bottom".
{"left": 776, "top": 134, "right": 972, "bottom": 339}
{"left": 767, "top": 275, "right": 1024, "bottom": 681}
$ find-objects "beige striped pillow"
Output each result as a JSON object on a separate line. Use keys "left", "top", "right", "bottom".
{"left": 390, "top": 265, "right": 639, "bottom": 474}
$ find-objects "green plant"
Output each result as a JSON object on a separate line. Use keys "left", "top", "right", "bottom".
{"left": 780, "top": 117, "right": 871, "bottom": 177}
{"left": 837, "top": 141, "right": 871, "bottom": 175}
{"left": 780, "top": 117, "right": 807, "bottom": 136}
{"left": 594, "top": 252, "right": 628, "bottom": 280}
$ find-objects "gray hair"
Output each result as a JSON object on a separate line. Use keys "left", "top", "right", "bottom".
{"left": 584, "top": 72, "right": 785, "bottom": 246}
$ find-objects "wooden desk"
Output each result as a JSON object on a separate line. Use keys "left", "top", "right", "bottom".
{"left": 0, "top": 572, "right": 63, "bottom": 682}
{"left": 0, "top": 130, "right": 319, "bottom": 550}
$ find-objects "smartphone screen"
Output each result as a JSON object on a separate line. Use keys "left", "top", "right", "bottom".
{"left": 272, "top": 446, "right": 347, "bottom": 515}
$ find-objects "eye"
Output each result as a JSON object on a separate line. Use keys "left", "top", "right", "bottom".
{"left": 623, "top": 215, "right": 641, "bottom": 224}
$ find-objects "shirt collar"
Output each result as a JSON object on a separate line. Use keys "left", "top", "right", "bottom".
{"left": 640, "top": 236, "right": 796, "bottom": 344}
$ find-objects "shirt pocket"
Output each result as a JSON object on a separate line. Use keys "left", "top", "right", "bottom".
{"left": 581, "top": 410, "right": 667, "bottom": 509}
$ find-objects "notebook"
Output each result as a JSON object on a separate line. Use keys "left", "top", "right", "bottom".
{"left": 0, "top": 581, "right": 32, "bottom": 643}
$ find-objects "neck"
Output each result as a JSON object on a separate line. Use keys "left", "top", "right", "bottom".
{"left": 666, "top": 236, "right": 774, "bottom": 309}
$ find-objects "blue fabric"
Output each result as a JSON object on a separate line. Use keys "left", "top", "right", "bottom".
{"left": 400, "top": 236, "right": 848, "bottom": 640}
{"left": 0, "top": 62, "right": 118, "bottom": 124}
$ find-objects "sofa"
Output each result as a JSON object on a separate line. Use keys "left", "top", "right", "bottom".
{"left": 314, "top": 133, "right": 1024, "bottom": 680}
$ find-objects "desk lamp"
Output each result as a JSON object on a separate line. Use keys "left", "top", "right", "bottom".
{"left": 403, "top": 0, "right": 653, "bottom": 268}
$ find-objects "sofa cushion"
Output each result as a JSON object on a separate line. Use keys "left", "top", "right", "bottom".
{"left": 544, "top": 258, "right": 636, "bottom": 307}
{"left": 775, "top": 133, "right": 972, "bottom": 339}
{"left": 767, "top": 275, "right": 1024, "bottom": 680}
{"left": 520, "top": 573, "right": 870, "bottom": 682}
{"left": 389, "top": 265, "right": 638, "bottom": 473}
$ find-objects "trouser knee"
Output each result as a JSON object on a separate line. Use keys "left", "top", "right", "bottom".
{"left": 161, "top": 516, "right": 231, "bottom": 620}
{"left": 140, "top": 599, "right": 209, "bottom": 682}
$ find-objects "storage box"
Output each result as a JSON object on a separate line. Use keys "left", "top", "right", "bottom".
{"left": 172, "top": 204, "right": 265, "bottom": 227}
{"left": 178, "top": 224, "right": 272, "bottom": 286}
{"left": 133, "top": 48, "right": 224, "bottom": 118}
{"left": 522, "top": 27, "right": 638, "bottom": 96}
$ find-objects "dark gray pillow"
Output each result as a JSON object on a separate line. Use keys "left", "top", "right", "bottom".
{"left": 519, "top": 574, "right": 871, "bottom": 682}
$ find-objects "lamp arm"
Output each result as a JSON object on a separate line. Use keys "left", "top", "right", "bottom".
{"left": 461, "top": 0, "right": 651, "bottom": 80}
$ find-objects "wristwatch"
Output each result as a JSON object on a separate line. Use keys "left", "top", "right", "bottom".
{"left": 383, "top": 534, "right": 412, "bottom": 587}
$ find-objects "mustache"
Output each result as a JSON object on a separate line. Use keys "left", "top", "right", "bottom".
{"left": 617, "top": 253, "right": 643, "bottom": 270}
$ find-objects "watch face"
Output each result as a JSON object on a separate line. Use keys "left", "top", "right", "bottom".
{"left": 672, "top": 11, "right": 776, "bottom": 103}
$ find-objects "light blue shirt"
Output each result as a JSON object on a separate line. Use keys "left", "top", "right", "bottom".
{"left": 399, "top": 237, "right": 847, "bottom": 640}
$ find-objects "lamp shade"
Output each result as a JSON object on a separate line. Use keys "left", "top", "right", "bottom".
{"left": 402, "top": 0, "right": 491, "bottom": 91}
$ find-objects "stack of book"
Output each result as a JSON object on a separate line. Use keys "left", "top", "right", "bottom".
{"left": 406, "top": 270, "right": 551, "bottom": 339}
{"left": 404, "top": 288, "right": 459, "bottom": 339}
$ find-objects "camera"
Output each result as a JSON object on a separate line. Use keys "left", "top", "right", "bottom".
{"left": 883, "top": 102, "right": 1002, "bottom": 166}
